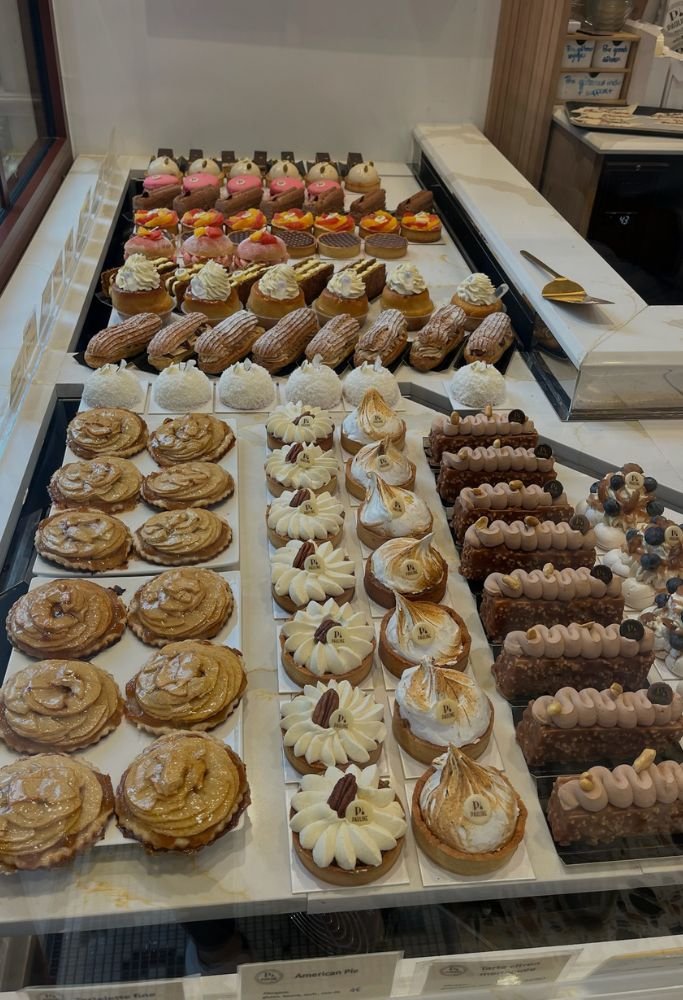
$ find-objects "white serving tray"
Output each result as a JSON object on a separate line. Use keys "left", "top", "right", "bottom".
{"left": 0, "top": 570, "right": 243, "bottom": 845}
{"left": 36, "top": 415, "right": 239, "bottom": 573}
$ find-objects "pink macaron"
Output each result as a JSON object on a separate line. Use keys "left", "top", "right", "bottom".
{"left": 183, "top": 172, "right": 222, "bottom": 193}
{"left": 227, "top": 175, "right": 263, "bottom": 195}
{"left": 269, "top": 177, "right": 305, "bottom": 196}
{"left": 143, "top": 174, "right": 181, "bottom": 191}
{"left": 306, "top": 179, "right": 342, "bottom": 197}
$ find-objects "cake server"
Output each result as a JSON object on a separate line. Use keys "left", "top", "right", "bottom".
{"left": 520, "top": 250, "right": 614, "bottom": 306}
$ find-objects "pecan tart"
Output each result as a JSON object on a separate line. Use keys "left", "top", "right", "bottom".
{"left": 67, "top": 408, "right": 148, "bottom": 459}
{"left": 35, "top": 509, "right": 133, "bottom": 572}
{"left": 148, "top": 413, "right": 235, "bottom": 466}
{"left": 127, "top": 568, "right": 234, "bottom": 646}
{"left": 0, "top": 754, "right": 114, "bottom": 872}
{"left": 49, "top": 457, "right": 142, "bottom": 513}
{"left": 0, "top": 660, "right": 122, "bottom": 754}
{"left": 133, "top": 508, "right": 232, "bottom": 565}
{"left": 125, "top": 640, "right": 246, "bottom": 734}
{"left": 7, "top": 579, "right": 126, "bottom": 659}
{"left": 115, "top": 731, "right": 249, "bottom": 852}
{"left": 141, "top": 462, "right": 234, "bottom": 510}
{"left": 290, "top": 764, "right": 406, "bottom": 885}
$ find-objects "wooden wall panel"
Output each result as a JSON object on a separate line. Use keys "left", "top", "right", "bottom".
{"left": 485, "top": 0, "right": 571, "bottom": 187}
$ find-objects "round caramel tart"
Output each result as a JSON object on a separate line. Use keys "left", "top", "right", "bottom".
{"left": 279, "top": 598, "right": 375, "bottom": 687}
{"left": 148, "top": 413, "right": 235, "bottom": 466}
{"left": 127, "top": 568, "right": 234, "bottom": 647}
{"left": 133, "top": 508, "right": 232, "bottom": 565}
{"left": 356, "top": 474, "right": 433, "bottom": 550}
{"left": 281, "top": 679, "right": 386, "bottom": 775}
{"left": 271, "top": 540, "right": 356, "bottom": 614}
{"left": 0, "top": 754, "right": 114, "bottom": 872}
{"left": 266, "top": 490, "right": 345, "bottom": 548}
{"left": 141, "top": 462, "right": 234, "bottom": 509}
{"left": 364, "top": 534, "right": 448, "bottom": 609}
{"left": 67, "top": 408, "right": 148, "bottom": 459}
{"left": 49, "top": 457, "right": 142, "bottom": 513}
{"left": 379, "top": 592, "right": 471, "bottom": 677}
{"left": 125, "top": 640, "right": 246, "bottom": 735}
{"left": 411, "top": 745, "right": 527, "bottom": 875}
{"left": 289, "top": 764, "right": 406, "bottom": 885}
{"left": 392, "top": 658, "right": 493, "bottom": 764}
{"left": 345, "top": 438, "right": 416, "bottom": 501}
{"left": 265, "top": 443, "right": 338, "bottom": 499}
{"left": 7, "top": 579, "right": 127, "bottom": 659}
{"left": 341, "top": 388, "right": 406, "bottom": 456}
{"left": 34, "top": 509, "right": 133, "bottom": 573}
{"left": 115, "top": 731, "right": 249, "bottom": 853}
{"left": 266, "top": 402, "right": 335, "bottom": 452}
{"left": 0, "top": 660, "right": 123, "bottom": 754}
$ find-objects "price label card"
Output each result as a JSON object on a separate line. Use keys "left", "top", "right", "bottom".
{"left": 26, "top": 978, "right": 188, "bottom": 1000}
{"left": 419, "top": 952, "right": 573, "bottom": 994}
{"left": 39, "top": 275, "right": 54, "bottom": 340}
{"left": 240, "top": 951, "right": 401, "bottom": 1000}
{"left": 51, "top": 249, "right": 65, "bottom": 302}
{"left": 587, "top": 946, "right": 683, "bottom": 980}
{"left": 22, "top": 312, "right": 38, "bottom": 355}
{"left": 63, "top": 228, "right": 75, "bottom": 276}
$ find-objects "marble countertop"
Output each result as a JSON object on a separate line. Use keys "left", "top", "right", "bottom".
{"left": 553, "top": 105, "right": 683, "bottom": 155}
{"left": 414, "top": 123, "right": 683, "bottom": 385}
{"left": 0, "top": 150, "right": 683, "bottom": 933}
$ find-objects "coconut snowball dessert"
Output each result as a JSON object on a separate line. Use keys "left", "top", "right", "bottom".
{"left": 265, "top": 443, "right": 339, "bottom": 498}
{"left": 152, "top": 360, "right": 212, "bottom": 411}
{"left": 82, "top": 362, "right": 144, "bottom": 410}
{"left": 281, "top": 679, "right": 386, "bottom": 775}
{"left": 343, "top": 359, "right": 401, "bottom": 408}
{"left": 604, "top": 520, "right": 683, "bottom": 610}
{"left": 341, "top": 388, "right": 406, "bottom": 455}
{"left": 450, "top": 361, "right": 506, "bottom": 408}
{"left": 271, "top": 540, "right": 356, "bottom": 613}
{"left": 451, "top": 272, "right": 504, "bottom": 331}
{"left": 412, "top": 745, "right": 526, "bottom": 875}
{"left": 218, "top": 359, "right": 275, "bottom": 410}
{"left": 357, "top": 474, "right": 433, "bottom": 550}
{"left": 576, "top": 465, "right": 662, "bottom": 552}
{"left": 266, "top": 489, "right": 345, "bottom": 548}
{"left": 285, "top": 357, "right": 343, "bottom": 409}
{"left": 279, "top": 597, "right": 375, "bottom": 687}
{"left": 290, "top": 764, "right": 406, "bottom": 885}
{"left": 379, "top": 592, "right": 471, "bottom": 677}
{"left": 266, "top": 401, "right": 334, "bottom": 451}
{"left": 345, "top": 437, "right": 416, "bottom": 501}
{"left": 394, "top": 657, "right": 493, "bottom": 764}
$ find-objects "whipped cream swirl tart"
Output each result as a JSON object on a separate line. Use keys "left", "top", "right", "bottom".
{"left": 266, "top": 401, "right": 335, "bottom": 451}
{"left": 356, "top": 474, "right": 432, "bottom": 552}
{"left": 412, "top": 744, "right": 527, "bottom": 875}
{"left": 492, "top": 619, "right": 656, "bottom": 702}
{"left": 271, "top": 540, "right": 356, "bottom": 613}
{"left": 364, "top": 533, "right": 448, "bottom": 608}
{"left": 290, "top": 763, "right": 406, "bottom": 885}
{"left": 516, "top": 681, "right": 683, "bottom": 769}
{"left": 436, "top": 441, "right": 557, "bottom": 505}
{"left": 394, "top": 658, "right": 493, "bottom": 764}
{"left": 459, "top": 515, "right": 596, "bottom": 582}
{"left": 265, "top": 442, "right": 338, "bottom": 498}
{"left": 281, "top": 679, "right": 386, "bottom": 774}
{"left": 452, "top": 480, "right": 573, "bottom": 545}
{"left": 345, "top": 437, "right": 416, "bottom": 501}
{"left": 379, "top": 592, "right": 470, "bottom": 677}
{"left": 279, "top": 597, "right": 374, "bottom": 686}
{"left": 267, "top": 489, "right": 345, "bottom": 548}
{"left": 480, "top": 564, "right": 624, "bottom": 642}
{"left": 341, "top": 388, "right": 406, "bottom": 455}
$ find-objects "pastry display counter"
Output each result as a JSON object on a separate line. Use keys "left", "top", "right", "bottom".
{"left": 0, "top": 134, "right": 683, "bottom": 966}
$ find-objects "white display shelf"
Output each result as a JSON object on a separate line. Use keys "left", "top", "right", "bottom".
{"left": 1, "top": 152, "right": 683, "bottom": 934}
